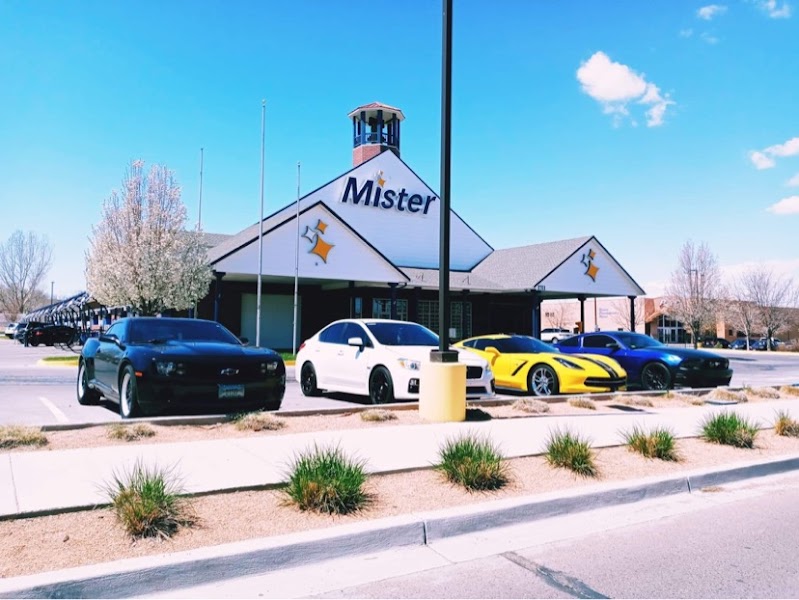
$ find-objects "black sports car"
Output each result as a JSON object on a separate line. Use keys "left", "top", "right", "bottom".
{"left": 78, "top": 317, "right": 286, "bottom": 418}
{"left": 27, "top": 324, "right": 78, "bottom": 346}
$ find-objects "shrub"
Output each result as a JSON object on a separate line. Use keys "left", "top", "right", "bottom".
{"left": 512, "top": 399, "right": 550, "bottom": 413}
{"left": 700, "top": 412, "right": 759, "bottom": 448}
{"left": 746, "top": 387, "right": 780, "bottom": 400}
{"left": 664, "top": 391, "right": 705, "bottom": 405}
{"left": 624, "top": 426, "right": 680, "bottom": 461}
{"left": 545, "top": 429, "right": 597, "bottom": 477}
{"left": 232, "top": 412, "right": 285, "bottom": 432}
{"left": 437, "top": 433, "right": 509, "bottom": 491}
{"left": 568, "top": 397, "right": 596, "bottom": 410}
{"left": 104, "top": 461, "right": 195, "bottom": 539}
{"left": 774, "top": 411, "right": 799, "bottom": 437}
{"left": 107, "top": 423, "right": 156, "bottom": 442}
{"left": 616, "top": 395, "right": 654, "bottom": 408}
{"left": 284, "top": 445, "right": 369, "bottom": 514}
{"left": 706, "top": 388, "right": 748, "bottom": 403}
{"left": 779, "top": 385, "right": 799, "bottom": 397}
{"left": 360, "top": 409, "right": 398, "bottom": 422}
{"left": 0, "top": 426, "right": 48, "bottom": 449}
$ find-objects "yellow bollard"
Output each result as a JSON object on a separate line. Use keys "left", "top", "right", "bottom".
{"left": 418, "top": 360, "right": 466, "bottom": 422}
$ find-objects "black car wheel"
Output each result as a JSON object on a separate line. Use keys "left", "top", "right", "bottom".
{"left": 369, "top": 366, "right": 395, "bottom": 404}
{"left": 77, "top": 360, "right": 101, "bottom": 406}
{"left": 119, "top": 365, "right": 143, "bottom": 419}
{"left": 641, "top": 362, "right": 672, "bottom": 390}
{"left": 300, "top": 363, "right": 321, "bottom": 397}
{"left": 528, "top": 364, "right": 560, "bottom": 396}
{"left": 29, "top": 337, "right": 39, "bottom": 347}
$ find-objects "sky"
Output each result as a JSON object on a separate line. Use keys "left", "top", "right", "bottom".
{"left": 1, "top": 0, "right": 797, "bottom": 300}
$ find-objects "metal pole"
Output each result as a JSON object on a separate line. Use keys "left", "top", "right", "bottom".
{"left": 256, "top": 100, "right": 266, "bottom": 347}
{"left": 292, "top": 161, "right": 301, "bottom": 355}
{"left": 434, "top": 0, "right": 455, "bottom": 360}
{"left": 198, "top": 147, "right": 204, "bottom": 228}
{"left": 50, "top": 281, "right": 54, "bottom": 306}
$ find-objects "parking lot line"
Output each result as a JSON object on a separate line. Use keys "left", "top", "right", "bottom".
{"left": 39, "top": 396, "right": 69, "bottom": 424}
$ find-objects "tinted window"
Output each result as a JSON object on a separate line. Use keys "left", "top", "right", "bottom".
{"left": 343, "top": 323, "right": 372, "bottom": 347}
{"left": 473, "top": 339, "right": 491, "bottom": 350}
{"left": 614, "top": 333, "right": 662, "bottom": 349}
{"left": 498, "top": 336, "right": 554, "bottom": 354}
{"left": 558, "top": 336, "right": 579, "bottom": 347}
{"left": 365, "top": 322, "right": 439, "bottom": 346}
{"left": 128, "top": 319, "right": 240, "bottom": 344}
{"left": 582, "top": 335, "right": 615, "bottom": 349}
{"left": 104, "top": 322, "right": 124, "bottom": 340}
{"left": 461, "top": 339, "right": 476, "bottom": 348}
{"left": 319, "top": 323, "right": 347, "bottom": 344}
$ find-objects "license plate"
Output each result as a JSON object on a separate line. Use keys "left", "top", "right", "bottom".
{"left": 218, "top": 384, "right": 245, "bottom": 399}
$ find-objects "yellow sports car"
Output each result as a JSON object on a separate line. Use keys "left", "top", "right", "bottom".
{"left": 455, "top": 334, "right": 627, "bottom": 396}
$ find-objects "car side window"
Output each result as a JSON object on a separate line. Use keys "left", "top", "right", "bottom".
{"left": 473, "top": 339, "right": 489, "bottom": 350}
{"left": 343, "top": 323, "right": 372, "bottom": 347}
{"left": 583, "top": 334, "right": 614, "bottom": 348}
{"left": 558, "top": 336, "right": 579, "bottom": 347}
{"left": 104, "top": 322, "right": 123, "bottom": 341}
{"left": 319, "top": 323, "right": 347, "bottom": 345}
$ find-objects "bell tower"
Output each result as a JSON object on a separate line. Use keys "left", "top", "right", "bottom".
{"left": 349, "top": 102, "right": 405, "bottom": 167}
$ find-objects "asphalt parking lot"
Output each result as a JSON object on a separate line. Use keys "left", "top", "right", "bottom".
{"left": 1, "top": 338, "right": 798, "bottom": 427}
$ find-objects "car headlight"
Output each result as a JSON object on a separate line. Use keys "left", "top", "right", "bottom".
{"left": 155, "top": 361, "right": 177, "bottom": 376}
{"left": 398, "top": 358, "right": 421, "bottom": 371}
{"left": 553, "top": 357, "right": 584, "bottom": 370}
{"left": 260, "top": 361, "right": 280, "bottom": 374}
{"left": 681, "top": 359, "right": 702, "bottom": 369}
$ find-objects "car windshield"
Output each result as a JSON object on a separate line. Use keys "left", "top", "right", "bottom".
{"left": 128, "top": 320, "right": 241, "bottom": 345}
{"left": 365, "top": 322, "right": 439, "bottom": 346}
{"left": 493, "top": 336, "right": 555, "bottom": 354}
{"left": 613, "top": 333, "right": 663, "bottom": 349}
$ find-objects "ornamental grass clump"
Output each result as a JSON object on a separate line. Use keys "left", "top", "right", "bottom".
{"left": 107, "top": 423, "right": 156, "bottom": 442}
{"left": 0, "top": 425, "right": 47, "bottom": 449}
{"left": 568, "top": 397, "right": 596, "bottom": 410}
{"left": 779, "top": 385, "right": 799, "bottom": 397}
{"left": 232, "top": 411, "right": 285, "bottom": 432}
{"left": 665, "top": 391, "right": 705, "bottom": 405}
{"left": 774, "top": 411, "right": 799, "bottom": 437}
{"left": 700, "top": 412, "right": 759, "bottom": 449}
{"left": 512, "top": 399, "right": 550, "bottom": 414}
{"left": 104, "top": 460, "right": 195, "bottom": 539}
{"left": 623, "top": 426, "right": 680, "bottom": 461}
{"left": 746, "top": 386, "right": 781, "bottom": 400}
{"left": 436, "top": 433, "right": 509, "bottom": 491}
{"left": 616, "top": 395, "right": 654, "bottom": 408}
{"left": 706, "top": 388, "right": 748, "bottom": 403}
{"left": 360, "top": 409, "right": 398, "bottom": 422}
{"left": 545, "top": 429, "right": 597, "bottom": 477}
{"left": 284, "top": 445, "right": 369, "bottom": 515}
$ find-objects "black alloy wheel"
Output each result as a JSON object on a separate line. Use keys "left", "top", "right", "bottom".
{"left": 369, "top": 366, "right": 395, "bottom": 404}
{"left": 641, "top": 362, "right": 672, "bottom": 391}
{"left": 300, "top": 363, "right": 321, "bottom": 397}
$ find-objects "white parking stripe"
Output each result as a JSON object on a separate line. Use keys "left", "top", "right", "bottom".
{"left": 39, "top": 396, "right": 69, "bottom": 424}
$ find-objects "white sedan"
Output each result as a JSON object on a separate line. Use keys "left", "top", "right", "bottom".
{"left": 295, "top": 319, "right": 495, "bottom": 404}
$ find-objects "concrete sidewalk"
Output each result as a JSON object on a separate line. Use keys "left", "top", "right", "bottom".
{"left": 2, "top": 398, "right": 799, "bottom": 519}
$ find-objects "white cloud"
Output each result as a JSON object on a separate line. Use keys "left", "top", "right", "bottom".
{"left": 698, "top": 4, "right": 728, "bottom": 19}
{"left": 786, "top": 173, "right": 799, "bottom": 187}
{"left": 679, "top": 28, "right": 694, "bottom": 37}
{"left": 757, "top": 0, "right": 792, "bottom": 18}
{"left": 576, "top": 52, "right": 675, "bottom": 128}
{"left": 700, "top": 32, "right": 720, "bottom": 43}
{"left": 768, "top": 195, "right": 799, "bottom": 214}
{"left": 749, "top": 137, "right": 799, "bottom": 169}
{"left": 721, "top": 258, "right": 799, "bottom": 284}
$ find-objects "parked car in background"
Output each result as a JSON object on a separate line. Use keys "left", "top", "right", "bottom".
{"left": 555, "top": 331, "right": 732, "bottom": 390}
{"left": 456, "top": 334, "right": 626, "bottom": 396}
{"left": 296, "top": 319, "right": 495, "bottom": 404}
{"left": 729, "top": 338, "right": 755, "bottom": 350}
{"left": 14, "top": 321, "right": 44, "bottom": 344}
{"left": 750, "top": 338, "right": 782, "bottom": 351}
{"left": 701, "top": 337, "right": 730, "bottom": 349}
{"left": 540, "top": 327, "right": 573, "bottom": 343}
{"left": 78, "top": 317, "right": 285, "bottom": 418}
{"left": 27, "top": 324, "right": 78, "bottom": 346}
{"left": 4, "top": 323, "right": 18, "bottom": 339}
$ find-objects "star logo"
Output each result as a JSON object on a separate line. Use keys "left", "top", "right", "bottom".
{"left": 580, "top": 248, "right": 599, "bottom": 282}
{"left": 376, "top": 170, "right": 386, "bottom": 187}
{"left": 304, "top": 219, "right": 334, "bottom": 263}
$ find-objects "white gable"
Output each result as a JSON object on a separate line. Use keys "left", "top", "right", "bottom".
{"left": 214, "top": 203, "right": 408, "bottom": 284}
{"left": 538, "top": 239, "right": 645, "bottom": 297}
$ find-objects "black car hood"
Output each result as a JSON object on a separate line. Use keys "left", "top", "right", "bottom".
{"left": 134, "top": 340, "right": 279, "bottom": 359}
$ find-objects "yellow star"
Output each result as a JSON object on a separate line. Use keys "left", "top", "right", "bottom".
{"left": 588, "top": 249, "right": 596, "bottom": 260}
{"left": 310, "top": 237, "right": 334, "bottom": 263}
{"left": 586, "top": 262, "right": 599, "bottom": 281}
{"left": 377, "top": 171, "right": 386, "bottom": 187}
{"left": 315, "top": 219, "right": 328, "bottom": 234}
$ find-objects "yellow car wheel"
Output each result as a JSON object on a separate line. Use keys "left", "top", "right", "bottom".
{"left": 528, "top": 364, "right": 559, "bottom": 396}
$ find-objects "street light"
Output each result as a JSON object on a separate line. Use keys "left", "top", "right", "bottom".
{"left": 50, "top": 281, "right": 54, "bottom": 306}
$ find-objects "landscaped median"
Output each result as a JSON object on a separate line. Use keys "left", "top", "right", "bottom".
{"left": 0, "top": 386, "right": 798, "bottom": 586}
{"left": 36, "top": 355, "right": 79, "bottom": 367}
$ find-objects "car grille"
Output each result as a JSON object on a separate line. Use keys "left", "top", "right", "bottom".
{"left": 179, "top": 361, "right": 282, "bottom": 382}
{"left": 585, "top": 377, "right": 626, "bottom": 389}
{"left": 704, "top": 358, "right": 729, "bottom": 370}
{"left": 466, "top": 366, "right": 483, "bottom": 380}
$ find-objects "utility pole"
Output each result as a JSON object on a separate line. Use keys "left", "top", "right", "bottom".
{"left": 256, "top": 100, "right": 266, "bottom": 347}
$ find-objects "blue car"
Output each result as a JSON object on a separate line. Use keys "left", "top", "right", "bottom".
{"left": 555, "top": 331, "right": 733, "bottom": 390}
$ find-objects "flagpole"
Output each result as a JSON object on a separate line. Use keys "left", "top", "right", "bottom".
{"left": 292, "top": 161, "right": 301, "bottom": 355}
{"left": 256, "top": 100, "right": 266, "bottom": 347}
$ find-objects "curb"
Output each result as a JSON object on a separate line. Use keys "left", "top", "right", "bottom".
{"left": 1, "top": 454, "right": 798, "bottom": 599}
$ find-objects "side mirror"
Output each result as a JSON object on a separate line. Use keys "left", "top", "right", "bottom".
{"left": 239, "top": 336, "right": 249, "bottom": 345}
{"left": 99, "top": 334, "right": 117, "bottom": 345}
{"left": 484, "top": 346, "right": 501, "bottom": 356}
{"left": 347, "top": 336, "right": 365, "bottom": 347}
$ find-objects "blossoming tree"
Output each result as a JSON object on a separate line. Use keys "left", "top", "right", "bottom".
{"left": 85, "top": 160, "right": 211, "bottom": 316}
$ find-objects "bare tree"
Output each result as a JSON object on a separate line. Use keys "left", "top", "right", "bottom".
{"left": 0, "top": 230, "right": 53, "bottom": 319}
{"left": 85, "top": 161, "right": 212, "bottom": 316}
{"left": 726, "top": 276, "right": 759, "bottom": 350}
{"left": 543, "top": 303, "right": 570, "bottom": 329}
{"left": 740, "top": 266, "right": 798, "bottom": 350}
{"left": 664, "top": 240, "right": 723, "bottom": 348}
{"left": 611, "top": 297, "right": 645, "bottom": 331}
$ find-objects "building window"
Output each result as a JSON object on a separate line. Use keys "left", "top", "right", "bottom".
{"left": 353, "top": 297, "right": 363, "bottom": 319}
{"left": 372, "top": 298, "right": 408, "bottom": 320}
{"left": 657, "top": 314, "right": 687, "bottom": 344}
{"left": 417, "top": 300, "right": 472, "bottom": 341}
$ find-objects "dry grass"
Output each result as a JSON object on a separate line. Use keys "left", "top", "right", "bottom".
{"left": 665, "top": 391, "right": 706, "bottom": 406}
{"left": 232, "top": 412, "right": 285, "bottom": 432}
{"left": 0, "top": 425, "right": 48, "bottom": 449}
{"left": 706, "top": 388, "right": 748, "bottom": 403}
{"left": 512, "top": 399, "right": 551, "bottom": 414}
{"left": 746, "top": 387, "right": 781, "bottom": 400}
{"left": 568, "top": 397, "right": 596, "bottom": 410}
{"left": 779, "top": 385, "right": 799, "bottom": 397}
{"left": 615, "top": 395, "right": 654, "bottom": 408}
{"left": 106, "top": 423, "right": 156, "bottom": 442}
{"left": 774, "top": 411, "right": 799, "bottom": 437}
{"left": 360, "top": 409, "right": 398, "bottom": 422}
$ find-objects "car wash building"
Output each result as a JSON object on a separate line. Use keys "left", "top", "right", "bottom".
{"left": 197, "top": 102, "right": 645, "bottom": 350}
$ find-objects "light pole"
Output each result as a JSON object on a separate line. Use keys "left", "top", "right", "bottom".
{"left": 50, "top": 281, "right": 54, "bottom": 306}
{"left": 255, "top": 100, "right": 266, "bottom": 347}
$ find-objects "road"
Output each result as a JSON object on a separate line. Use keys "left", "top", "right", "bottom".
{"left": 150, "top": 472, "right": 799, "bottom": 599}
{"left": 1, "top": 339, "right": 799, "bottom": 427}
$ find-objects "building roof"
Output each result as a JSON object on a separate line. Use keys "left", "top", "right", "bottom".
{"left": 400, "top": 268, "right": 505, "bottom": 292}
{"left": 200, "top": 232, "right": 233, "bottom": 248}
{"left": 347, "top": 102, "right": 405, "bottom": 121}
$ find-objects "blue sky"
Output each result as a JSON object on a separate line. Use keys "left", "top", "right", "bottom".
{"left": 1, "top": 0, "right": 797, "bottom": 299}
